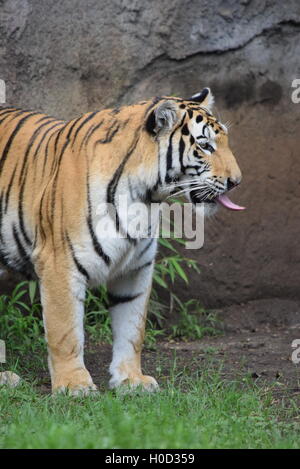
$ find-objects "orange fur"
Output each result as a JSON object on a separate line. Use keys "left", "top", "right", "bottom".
{"left": 0, "top": 92, "right": 242, "bottom": 393}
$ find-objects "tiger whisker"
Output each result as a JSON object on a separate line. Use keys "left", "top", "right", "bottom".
{"left": 171, "top": 179, "right": 205, "bottom": 187}
{"left": 171, "top": 180, "right": 209, "bottom": 189}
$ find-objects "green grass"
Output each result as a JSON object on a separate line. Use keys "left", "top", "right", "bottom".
{"left": 0, "top": 260, "right": 299, "bottom": 449}
{"left": 0, "top": 368, "right": 299, "bottom": 449}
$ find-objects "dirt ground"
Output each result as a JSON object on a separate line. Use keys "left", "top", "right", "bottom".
{"left": 33, "top": 298, "right": 300, "bottom": 401}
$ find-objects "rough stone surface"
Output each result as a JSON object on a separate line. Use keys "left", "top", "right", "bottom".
{"left": 0, "top": 370, "right": 21, "bottom": 387}
{"left": 0, "top": 0, "right": 300, "bottom": 307}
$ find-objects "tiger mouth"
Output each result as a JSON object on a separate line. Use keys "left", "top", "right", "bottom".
{"left": 190, "top": 190, "right": 216, "bottom": 205}
{"left": 190, "top": 190, "right": 245, "bottom": 211}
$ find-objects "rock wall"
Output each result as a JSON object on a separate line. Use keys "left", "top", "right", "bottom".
{"left": 0, "top": 0, "right": 300, "bottom": 306}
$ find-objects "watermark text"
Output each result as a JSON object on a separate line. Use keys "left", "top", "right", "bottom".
{"left": 291, "top": 79, "right": 300, "bottom": 104}
{"left": 0, "top": 340, "right": 6, "bottom": 363}
{"left": 0, "top": 79, "right": 6, "bottom": 104}
{"left": 291, "top": 339, "right": 300, "bottom": 364}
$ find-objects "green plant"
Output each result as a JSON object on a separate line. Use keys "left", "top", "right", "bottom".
{"left": 154, "top": 237, "right": 200, "bottom": 288}
{"left": 0, "top": 281, "right": 44, "bottom": 355}
{"left": 148, "top": 236, "right": 219, "bottom": 340}
{"left": 84, "top": 286, "right": 112, "bottom": 344}
{"left": 150, "top": 237, "right": 200, "bottom": 323}
{"left": 144, "top": 319, "right": 165, "bottom": 349}
{"left": 169, "top": 296, "right": 220, "bottom": 341}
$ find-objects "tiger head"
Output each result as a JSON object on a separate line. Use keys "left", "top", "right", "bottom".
{"left": 145, "top": 88, "right": 244, "bottom": 214}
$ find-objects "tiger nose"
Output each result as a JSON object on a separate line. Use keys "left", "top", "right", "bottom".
{"left": 227, "top": 176, "right": 241, "bottom": 191}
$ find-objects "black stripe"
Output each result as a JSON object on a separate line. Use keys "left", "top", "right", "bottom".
{"left": 97, "top": 122, "right": 120, "bottom": 144}
{"left": 202, "top": 124, "right": 208, "bottom": 137}
{"left": 42, "top": 137, "right": 52, "bottom": 178}
{"left": 9, "top": 118, "right": 53, "bottom": 247}
{"left": 50, "top": 138, "right": 70, "bottom": 222}
{"left": 139, "top": 238, "right": 154, "bottom": 258}
{"left": 16, "top": 118, "right": 54, "bottom": 247}
{"left": 179, "top": 137, "right": 185, "bottom": 172}
{"left": 32, "top": 226, "right": 38, "bottom": 250}
{"left": 128, "top": 175, "right": 135, "bottom": 200}
{"left": 165, "top": 114, "right": 186, "bottom": 183}
{"left": 178, "top": 113, "right": 187, "bottom": 129}
{"left": 65, "top": 117, "right": 82, "bottom": 141}
{"left": 42, "top": 127, "right": 62, "bottom": 177}
{"left": 0, "top": 108, "right": 19, "bottom": 123}
{"left": 37, "top": 188, "right": 48, "bottom": 243}
{"left": 106, "top": 129, "right": 140, "bottom": 242}
{"left": 59, "top": 195, "right": 66, "bottom": 249}
{"left": 182, "top": 123, "right": 189, "bottom": 135}
{"left": 66, "top": 233, "right": 90, "bottom": 280}
{"left": 32, "top": 121, "right": 65, "bottom": 185}
{"left": 18, "top": 116, "right": 55, "bottom": 185}
{"left": 86, "top": 213, "right": 111, "bottom": 265}
{"left": 72, "top": 112, "right": 98, "bottom": 146}
{"left": 12, "top": 224, "right": 29, "bottom": 262}
{"left": 32, "top": 121, "right": 63, "bottom": 160}
{"left": 129, "top": 260, "right": 153, "bottom": 274}
{"left": 0, "top": 107, "right": 15, "bottom": 113}
{"left": 122, "top": 118, "right": 130, "bottom": 128}
{"left": 108, "top": 291, "right": 142, "bottom": 307}
{"left": 0, "top": 247, "right": 9, "bottom": 268}
{"left": 86, "top": 170, "right": 110, "bottom": 265}
{"left": 166, "top": 128, "right": 177, "bottom": 181}
{"left": 5, "top": 165, "right": 17, "bottom": 212}
{"left": 106, "top": 131, "right": 140, "bottom": 209}
{"left": 18, "top": 166, "right": 32, "bottom": 246}
{"left": 0, "top": 112, "right": 39, "bottom": 173}
{"left": 53, "top": 127, "right": 62, "bottom": 156}
{"left": 80, "top": 119, "right": 104, "bottom": 150}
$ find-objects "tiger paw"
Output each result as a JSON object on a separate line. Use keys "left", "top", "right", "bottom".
{"left": 109, "top": 373, "right": 159, "bottom": 392}
{"left": 52, "top": 367, "right": 97, "bottom": 396}
{"left": 53, "top": 383, "right": 98, "bottom": 397}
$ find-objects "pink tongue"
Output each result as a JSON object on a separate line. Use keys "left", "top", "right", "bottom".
{"left": 216, "top": 194, "right": 245, "bottom": 211}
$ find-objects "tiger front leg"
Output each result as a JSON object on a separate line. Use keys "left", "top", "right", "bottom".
{"left": 36, "top": 257, "right": 97, "bottom": 396}
{"left": 108, "top": 262, "right": 158, "bottom": 391}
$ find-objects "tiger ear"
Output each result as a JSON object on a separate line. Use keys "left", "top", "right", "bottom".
{"left": 146, "top": 100, "right": 178, "bottom": 136}
{"left": 189, "top": 87, "right": 214, "bottom": 110}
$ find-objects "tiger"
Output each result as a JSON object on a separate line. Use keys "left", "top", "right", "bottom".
{"left": 0, "top": 87, "right": 243, "bottom": 394}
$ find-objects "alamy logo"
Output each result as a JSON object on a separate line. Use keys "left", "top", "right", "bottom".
{"left": 95, "top": 197, "right": 205, "bottom": 249}
{"left": 291, "top": 339, "right": 300, "bottom": 364}
{"left": 291, "top": 79, "right": 300, "bottom": 104}
{"left": 0, "top": 340, "right": 5, "bottom": 363}
{"left": 0, "top": 79, "right": 6, "bottom": 104}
